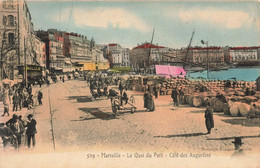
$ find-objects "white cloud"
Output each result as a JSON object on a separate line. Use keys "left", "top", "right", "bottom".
{"left": 71, "top": 7, "right": 150, "bottom": 33}
{"left": 166, "top": 8, "right": 253, "bottom": 29}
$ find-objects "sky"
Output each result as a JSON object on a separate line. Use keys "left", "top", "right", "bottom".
{"left": 27, "top": 1, "right": 260, "bottom": 49}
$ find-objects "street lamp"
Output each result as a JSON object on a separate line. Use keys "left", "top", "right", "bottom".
{"left": 201, "top": 40, "right": 209, "bottom": 79}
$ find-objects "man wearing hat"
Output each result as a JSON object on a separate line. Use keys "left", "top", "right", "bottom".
{"left": 5, "top": 114, "right": 18, "bottom": 127}
{"left": 204, "top": 102, "right": 214, "bottom": 134}
{"left": 7, "top": 114, "right": 25, "bottom": 149}
{"left": 25, "top": 114, "right": 37, "bottom": 148}
{"left": 232, "top": 137, "right": 245, "bottom": 157}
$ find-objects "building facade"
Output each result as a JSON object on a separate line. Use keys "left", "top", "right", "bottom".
{"left": 122, "top": 48, "right": 130, "bottom": 67}
{"left": 49, "top": 33, "right": 64, "bottom": 69}
{"left": 34, "top": 36, "right": 46, "bottom": 68}
{"left": 229, "top": 47, "right": 259, "bottom": 62}
{"left": 0, "top": 0, "right": 36, "bottom": 80}
{"left": 64, "top": 32, "right": 92, "bottom": 64}
{"left": 36, "top": 30, "right": 65, "bottom": 71}
{"left": 189, "top": 47, "right": 225, "bottom": 66}
{"left": 103, "top": 43, "right": 130, "bottom": 67}
{"left": 130, "top": 43, "right": 169, "bottom": 72}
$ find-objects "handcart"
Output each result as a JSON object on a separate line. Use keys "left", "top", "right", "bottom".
{"left": 110, "top": 95, "right": 137, "bottom": 116}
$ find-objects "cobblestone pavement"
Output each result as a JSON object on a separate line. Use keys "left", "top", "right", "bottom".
{"left": 0, "top": 79, "right": 259, "bottom": 168}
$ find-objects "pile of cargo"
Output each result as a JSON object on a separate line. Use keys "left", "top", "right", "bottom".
{"left": 125, "top": 75, "right": 260, "bottom": 118}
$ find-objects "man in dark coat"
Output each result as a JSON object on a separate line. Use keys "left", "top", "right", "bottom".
{"left": 121, "top": 91, "right": 128, "bottom": 105}
{"left": 38, "top": 91, "right": 43, "bottom": 105}
{"left": 205, "top": 102, "right": 214, "bottom": 134}
{"left": 171, "top": 88, "right": 179, "bottom": 107}
{"left": 143, "top": 91, "right": 148, "bottom": 109}
{"left": 12, "top": 91, "right": 19, "bottom": 111}
{"left": 119, "top": 82, "right": 124, "bottom": 96}
{"left": 25, "top": 114, "right": 37, "bottom": 148}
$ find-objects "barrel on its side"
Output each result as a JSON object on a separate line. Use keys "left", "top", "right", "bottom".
{"left": 238, "top": 103, "right": 250, "bottom": 117}
{"left": 214, "top": 99, "right": 224, "bottom": 112}
{"left": 223, "top": 103, "right": 230, "bottom": 115}
{"left": 230, "top": 102, "right": 240, "bottom": 117}
{"left": 193, "top": 96, "right": 202, "bottom": 107}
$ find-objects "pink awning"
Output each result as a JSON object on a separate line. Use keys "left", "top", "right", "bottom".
{"left": 155, "top": 65, "right": 186, "bottom": 78}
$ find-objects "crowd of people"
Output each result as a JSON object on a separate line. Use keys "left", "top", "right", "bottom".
{"left": 1, "top": 82, "right": 44, "bottom": 117}
{"left": 0, "top": 113, "right": 37, "bottom": 150}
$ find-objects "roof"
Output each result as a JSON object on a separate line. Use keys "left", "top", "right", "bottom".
{"left": 108, "top": 43, "right": 118, "bottom": 47}
{"left": 189, "top": 47, "right": 221, "bottom": 50}
{"left": 133, "top": 43, "right": 165, "bottom": 49}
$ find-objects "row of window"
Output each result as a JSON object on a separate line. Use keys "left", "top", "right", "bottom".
{"left": 232, "top": 56, "right": 257, "bottom": 60}
{"left": 2, "top": 0, "right": 15, "bottom": 9}
{"left": 2, "top": 32, "right": 15, "bottom": 44}
{"left": 3, "top": 15, "right": 16, "bottom": 26}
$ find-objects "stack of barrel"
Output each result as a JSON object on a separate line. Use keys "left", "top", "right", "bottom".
{"left": 183, "top": 88, "right": 260, "bottom": 118}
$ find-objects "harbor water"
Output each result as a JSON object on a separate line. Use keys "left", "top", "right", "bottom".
{"left": 187, "top": 67, "right": 260, "bottom": 81}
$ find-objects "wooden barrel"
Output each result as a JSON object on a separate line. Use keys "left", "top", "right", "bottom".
{"left": 223, "top": 103, "right": 230, "bottom": 115}
{"left": 183, "top": 95, "right": 189, "bottom": 104}
{"left": 209, "top": 97, "right": 217, "bottom": 109}
{"left": 230, "top": 104, "right": 239, "bottom": 116}
{"left": 236, "top": 91, "right": 245, "bottom": 96}
{"left": 188, "top": 95, "right": 195, "bottom": 106}
{"left": 193, "top": 96, "right": 202, "bottom": 107}
{"left": 238, "top": 103, "right": 250, "bottom": 117}
{"left": 198, "top": 94, "right": 208, "bottom": 107}
{"left": 214, "top": 99, "right": 224, "bottom": 112}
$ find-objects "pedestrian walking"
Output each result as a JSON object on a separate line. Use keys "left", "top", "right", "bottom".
{"left": 171, "top": 88, "right": 179, "bottom": 107}
{"left": 12, "top": 91, "right": 19, "bottom": 111}
{"left": 119, "top": 82, "right": 124, "bottom": 96}
{"left": 2, "top": 89, "right": 10, "bottom": 116}
{"left": 179, "top": 87, "right": 184, "bottom": 104}
{"left": 143, "top": 91, "right": 148, "bottom": 109}
{"left": 38, "top": 91, "right": 43, "bottom": 105}
{"left": 153, "top": 84, "right": 158, "bottom": 99}
{"left": 18, "top": 90, "right": 23, "bottom": 110}
{"left": 204, "top": 102, "right": 214, "bottom": 134}
{"left": 25, "top": 114, "right": 37, "bottom": 148}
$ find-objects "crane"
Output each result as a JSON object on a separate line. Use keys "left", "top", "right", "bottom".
{"left": 183, "top": 30, "right": 195, "bottom": 69}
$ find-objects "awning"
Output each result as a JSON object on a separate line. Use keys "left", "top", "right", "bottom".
{"left": 155, "top": 65, "right": 186, "bottom": 78}
{"left": 54, "top": 67, "right": 63, "bottom": 70}
{"left": 65, "top": 61, "right": 72, "bottom": 64}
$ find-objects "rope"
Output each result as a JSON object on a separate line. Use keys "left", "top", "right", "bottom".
{"left": 66, "top": 0, "right": 74, "bottom": 32}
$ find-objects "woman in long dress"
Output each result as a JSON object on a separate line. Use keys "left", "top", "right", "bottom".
{"left": 146, "top": 92, "right": 155, "bottom": 112}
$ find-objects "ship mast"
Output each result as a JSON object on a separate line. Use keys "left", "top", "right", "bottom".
{"left": 183, "top": 30, "right": 195, "bottom": 69}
